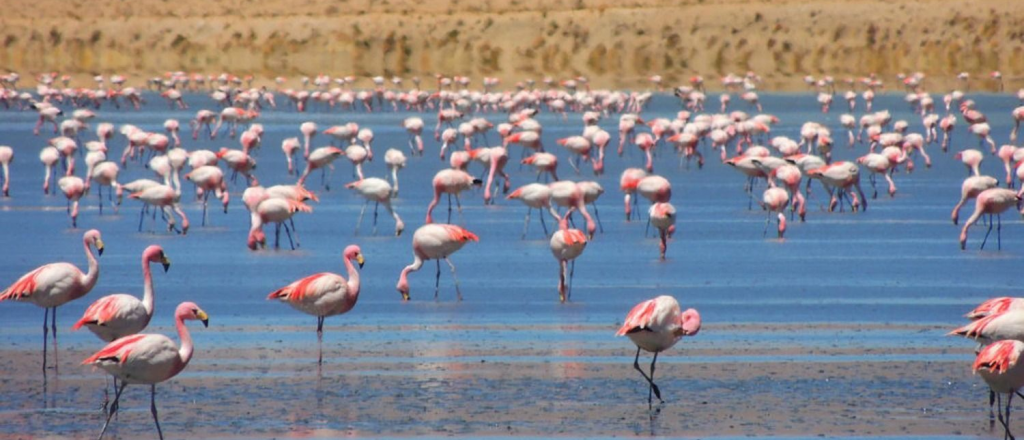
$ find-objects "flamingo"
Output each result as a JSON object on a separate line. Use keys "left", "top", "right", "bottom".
{"left": 83, "top": 302, "right": 208, "bottom": 440}
{"left": 1, "top": 229, "right": 103, "bottom": 379}
{"left": 344, "top": 143, "right": 369, "bottom": 179}
{"left": 396, "top": 224, "right": 478, "bottom": 301}
{"left": 267, "top": 245, "right": 364, "bottom": 369}
{"left": 973, "top": 340, "right": 1024, "bottom": 440}
{"left": 73, "top": 245, "right": 169, "bottom": 342}
{"left": 190, "top": 110, "right": 216, "bottom": 140}
{"left": 952, "top": 176, "right": 999, "bottom": 225}
{"left": 550, "top": 207, "right": 588, "bottom": 302}
{"left": 549, "top": 181, "right": 598, "bottom": 239}
{"left": 299, "top": 122, "right": 318, "bottom": 159}
{"left": 952, "top": 309, "right": 1024, "bottom": 344}
{"left": 508, "top": 183, "right": 553, "bottom": 239}
{"left": 345, "top": 178, "right": 404, "bottom": 236}
{"left": 281, "top": 137, "right": 301, "bottom": 175}
{"left": 130, "top": 184, "right": 189, "bottom": 235}
{"left": 857, "top": 154, "right": 896, "bottom": 198}
{"left": 425, "top": 169, "right": 481, "bottom": 224}
{"left": 183, "top": 166, "right": 229, "bottom": 226}
{"left": 620, "top": 168, "right": 649, "bottom": 221}
{"left": 577, "top": 181, "right": 605, "bottom": 233}
{"left": 384, "top": 148, "right": 407, "bottom": 196}
{"left": 91, "top": 161, "right": 123, "bottom": 214}
{"left": 403, "top": 117, "right": 425, "bottom": 156}
{"left": 959, "top": 188, "right": 1020, "bottom": 250}
{"left": 247, "top": 197, "right": 313, "bottom": 250}
{"left": 649, "top": 202, "right": 676, "bottom": 259}
{"left": 522, "top": 152, "right": 559, "bottom": 182}
{"left": 0, "top": 145, "right": 11, "bottom": 196}
{"left": 616, "top": 295, "right": 701, "bottom": 408}
{"left": 163, "top": 119, "right": 181, "bottom": 147}
{"left": 956, "top": 149, "right": 984, "bottom": 177}
{"left": 299, "top": 146, "right": 345, "bottom": 191}
{"left": 761, "top": 187, "right": 790, "bottom": 238}
{"left": 806, "top": 161, "right": 867, "bottom": 212}
{"left": 58, "top": 176, "right": 86, "bottom": 227}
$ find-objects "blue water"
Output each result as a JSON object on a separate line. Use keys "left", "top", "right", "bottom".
{"left": 0, "top": 91, "right": 1019, "bottom": 438}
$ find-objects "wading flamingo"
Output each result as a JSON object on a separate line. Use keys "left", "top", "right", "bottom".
{"left": 396, "top": 224, "right": 478, "bottom": 301}
{"left": 958, "top": 188, "right": 1020, "bottom": 250}
{"left": 616, "top": 295, "right": 701, "bottom": 408}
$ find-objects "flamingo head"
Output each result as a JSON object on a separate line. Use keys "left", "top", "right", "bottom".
{"left": 676, "top": 308, "right": 702, "bottom": 337}
{"left": 84, "top": 229, "right": 105, "bottom": 256}
{"left": 176, "top": 302, "right": 209, "bottom": 328}
{"left": 343, "top": 245, "right": 365, "bottom": 268}
{"left": 144, "top": 245, "right": 171, "bottom": 272}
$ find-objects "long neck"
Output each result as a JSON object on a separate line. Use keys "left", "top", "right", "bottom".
{"left": 81, "top": 237, "right": 99, "bottom": 292}
{"left": 344, "top": 253, "right": 360, "bottom": 299}
{"left": 175, "top": 315, "right": 194, "bottom": 372}
{"left": 398, "top": 255, "right": 423, "bottom": 289}
{"left": 485, "top": 155, "right": 498, "bottom": 201}
{"left": 141, "top": 257, "right": 155, "bottom": 316}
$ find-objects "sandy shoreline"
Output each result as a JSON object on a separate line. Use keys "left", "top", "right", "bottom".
{"left": 0, "top": 0, "right": 1020, "bottom": 91}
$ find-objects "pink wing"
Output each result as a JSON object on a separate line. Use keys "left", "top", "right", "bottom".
{"left": 973, "top": 340, "right": 1021, "bottom": 374}
{"left": 443, "top": 225, "right": 479, "bottom": 242}
{"left": 0, "top": 266, "right": 48, "bottom": 301}
{"left": 967, "top": 297, "right": 1015, "bottom": 320}
{"left": 268, "top": 273, "right": 329, "bottom": 302}
{"left": 82, "top": 334, "right": 149, "bottom": 365}
{"left": 73, "top": 296, "right": 125, "bottom": 329}
{"left": 951, "top": 312, "right": 1003, "bottom": 339}
{"left": 616, "top": 299, "right": 657, "bottom": 336}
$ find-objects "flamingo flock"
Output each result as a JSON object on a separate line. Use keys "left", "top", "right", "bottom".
{"left": 3, "top": 68, "right": 1024, "bottom": 437}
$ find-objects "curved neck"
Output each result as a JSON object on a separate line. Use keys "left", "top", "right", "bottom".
{"left": 81, "top": 237, "right": 100, "bottom": 292}
{"left": 398, "top": 255, "right": 423, "bottom": 289}
{"left": 141, "top": 256, "right": 155, "bottom": 316}
{"left": 344, "top": 253, "right": 361, "bottom": 299}
{"left": 175, "top": 314, "right": 194, "bottom": 371}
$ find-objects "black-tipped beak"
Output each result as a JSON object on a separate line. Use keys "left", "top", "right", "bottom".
{"left": 472, "top": 178, "right": 483, "bottom": 186}
{"left": 201, "top": 318, "right": 209, "bottom": 328}
{"left": 162, "top": 262, "right": 171, "bottom": 273}
{"left": 98, "top": 247, "right": 104, "bottom": 256}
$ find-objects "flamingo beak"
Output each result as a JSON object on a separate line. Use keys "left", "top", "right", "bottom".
{"left": 197, "top": 310, "right": 209, "bottom": 328}
{"left": 96, "top": 239, "right": 105, "bottom": 256}
{"left": 356, "top": 254, "right": 365, "bottom": 269}
{"left": 161, "top": 256, "right": 172, "bottom": 273}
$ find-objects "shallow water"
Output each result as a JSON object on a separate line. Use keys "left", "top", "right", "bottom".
{"left": 0, "top": 91, "right": 1020, "bottom": 438}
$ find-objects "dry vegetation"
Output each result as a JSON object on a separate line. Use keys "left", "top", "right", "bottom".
{"left": 0, "top": 0, "right": 1021, "bottom": 90}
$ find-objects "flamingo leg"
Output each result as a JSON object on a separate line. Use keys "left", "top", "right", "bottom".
{"left": 991, "top": 390, "right": 998, "bottom": 429}
{"left": 372, "top": 202, "right": 379, "bottom": 236}
{"left": 539, "top": 208, "right": 550, "bottom": 235}
{"left": 444, "top": 257, "right": 462, "bottom": 301}
{"left": 649, "top": 352, "right": 663, "bottom": 406}
{"left": 282, "top": 222, "right": 296, "bottom": 250}
{"left": 289, "top": 218, "right": 301, "bottom": 248}
{"left": 51, "top": 307, "right": 58, "bottom": 376}
{"left": 434, "top": 259, "right": 442, "bottom": 300}
{"left": 998, "top": 214, "right": 1003, "bottom": 251}
{"left": 201, "top": 191, "right": 209, "bottom": 227}
{"left": 632, "top": 348, "right": 662, "bottom": 408}
{"left": 274, "top": 223, "right": 281, "bottom": 249}
{"left": 355, "top": 200, "right": 368, "bottom": 236}
{"left": 447, "top": 193, "right": 453, "bottom": 224}
{"left": 42, "top": 307, "right": 48, "bottom": 377}
{"left": 568, "top": 259, "right": 575, "bottom": 301}
{"left": 97, "top": 381, "right": 126, "bottom": 440}
{"left": 150, "top": 384, "right": 164, "bottom": 440}
{"left": 981, "top": 214, "right": 995, "bottom": 250}
{"left": 522, "top": 208, "right": 531, "bottom": 240}
{"left": 592, "top": 202, "right": 604, "bottom": 233}
{"left": 316, "top": 316, "right": 324, "bottom": 368}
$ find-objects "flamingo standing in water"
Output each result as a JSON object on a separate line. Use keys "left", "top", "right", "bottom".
{"left": 345, "top": 178, "right": 404, "bottom": 236}
{"left": 82, "top": 302, "right": 208, "bottom": 440}
{"left": 396, "top": 224, "right": 478, "bottom": 301}
{"left": 247, "top": 197, "right": 313, "bottom": 250}
{"left": 384, "top": 148, "right": 407, "bottom": 196}
{"left": 281, "top": 137, "right": 301, "bottom": 175}
{"left": 0, "top": 145, "right": 12, "bottom": 196}
{"left": 1, "top": 229, "right": 103, "bottom": 379}
{"left": 73, "top": 245, "right": 169, "bottom": 341}
{"left": 959, "top": 188, "right": 1020, "bottom": 250}
{"left": 299, "top": 122, "right": 317, "bottom": 159}
{"left": 184, "top": 166, "right": 229, "bottom": 226}
{"left": 40, "top": 146, "right": 59, "bottom": 194}
{"left": 951, "top": 176, "right": 999, "bottom": 225}
{"left": 972, "top": 340, "right": 1024, "bottom": 440}
{"left": 616, "top": 295, "right": 701, "bottom": 408}
{"left": 299, "top": 146, "right": 345, "bottom": 191}
{"left": 649, "top": 202, "right": 676, "bottom": 259}
{"left": 425, "top": 169, "right": 481, "bottom": 224}
{"left": 550, "top": 207, "right": 588, "bottom": 302}
{"left": 404, "top": 117, "right": 425, "bottom": 156}
{"left": 58, "top": 176, "right": 86, "bottom": 227}
{"left": 508, "top": 183, "right": 553, "bottom": 239}
{"left": 761, "top": 187, "right": 790, "bottom": 239}
{"left": 620, "top": 168, "right": 649, "bottom": 221}
{"left": 267, "top": 245, "right": 363, "bottom": 369}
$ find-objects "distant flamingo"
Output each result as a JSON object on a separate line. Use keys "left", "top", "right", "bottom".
{"left": 857, "top": 154, "right": 896, "bottom": 198}
{"left": 761, "top": 187, "right": 790, "bottom": 238}
{"left": 83, "top": 302, "right": 208, "bottom": 440}
{"left": 0, "top": 145, "right": 11, "bottom": 196}
{"left": 508, "top": 183, "right": 553, "bottom": 239}
{"left": 247, "top": 197, "right": 313, "bottom": 250}
{"left": 1, "top": 229, "right": 103, "bottom": 379}
{"left": 616, "top": 295, "right": 701, "bottom": 408}
{"left": 396, "top": 224, "right": 478, "bottom": 301}
{"left": 806, "top": 161, "right": 867, "bottom": 212}
{"left": 950, "top": 176, "right": 1000, "bottom": 226}
{"left": 648, "top": 202, "right": 676, "bottom": 259}
{"left": 955, "top": 149, "right": 984, "bottom": 177}
{"left": 959, "top": 188, "right": 1020, "bottom": 250}
{"left": 58, "top": 176, "right": 86, "bottom": 227}
{"left": 404, "top": 117, "right": 425, "bottom": 156}
{"left": 522, "top": 152, "right": 559, "bottom": 182}
{"left": 425, "top": 169, "right": 480, "bottom": 224}
{"left": 549, "top": 181, "right": 597, "bottom": 239}
{"left": 620, "top": 168, "right": 649, "bottom": 221}
{"left": 299, "top": 122, "right": 318, "bottom": 159}
{"left": 267, "top": 245, "right": 363, "bottom": 368}
{"left": 344, "top": 143, "right": 369, "bottom": 179}
{"left": 345, "top": 178, "right": 404, "bottom": 236}
{"left": 550, "top": 207, "right": 588, "bottom": 302}
{"left": 299, "top": 146, "right": 345, "bottom": 191}
{"left": 281, "top": 137, "right": 300, "bottom": 175}
{"left": 184, "top": 166, "right": 229, "bottom": 226}
{"left": 384, "top": 148, "right": 407, "bottom": 196}
{"left": 130, "top": 184, "right": 189, "bottom": 235}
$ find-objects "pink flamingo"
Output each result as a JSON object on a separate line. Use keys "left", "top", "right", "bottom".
{"left": 384, "top": 149, "right": 407, "bottom": 196}
{"left": 634, "top": 133, "right": 656, "bottom": 173}
{"left": 130, "top": 184, "right": 189, "bottom": 235}
{"left": 1, "top": 229, "right": 103, "bottom": 379}
{"left": 73, "top": 245, "right": 169, "bottom": 342}
{"left": 190, "top": 110, "right": 216, "bottom": 140}
{"left": 217, "top": 148, "right": 258, "bottom": 186}
{"left": 267, "top": 245, "right": 363, "bottom": 368}
{"left": 967, "top": 297, "right": 1024, "bottom": 320}
{"left": 951, "top": 176, "right": 1001, "bottom": 225}
{"left": 403, "top": 117, "right": 425, "bottom": 156}
{"left": 184, "top": 166, "right": 229, "bottom": 226}
{"left": 955, "top": 149, "right": 984, "bottom": 176}
{"left": 959, "top": 188, "right": 1020, "bottom": 250}
{"left": 58, "top": 176, "right": 86, "bottom": 227}
{"left": 247, "top": 197, "right": 313, "bottom": 250}
{"left": 637, "top": 175, "right": 672, "bottom": 234}
{"left": 952, "top": 309, "right": 1024, "bottom": 343}
{"left": 0, "top": 145, "right": 11, "bottom": 196}
{"left": 616, "top": 295, "right": 701, "bottom": 408}
{"left": 620, "top": 167, "right": 649, "bottom": 221}
{"left": 163, "top": 119, "right": 181, "bottom": 147}
{"left": 91, "top": 161, "right": 123, "bottom": 214}
{"left": 299, "top": 122, "right": 318, "bottom": 159}
{"left": 648, "top": 202, "right": 676, "bottom": 259}
{"left": 806, "top": 161, "right": 867, "bottom": 212}
{"left": 1011, "top": 107, "right": 1024, "bottom": 143}
{"left": 971, "top": 122, "right": 997, "bottom": 154}
{"left": 425, "top": 169, "right": 480, "bottom": 224}
{"left": 439, "top": 127, "right": 458, "bottom": 160}
{"left": 83, "top": 302, "right": 208, "bottom": 440}
{"left": 550, "top": 207, "right": 588, "bottom": 302}
{"left": 396, "top": 224, "right": 479, "bottom": 301}
{"left": 857, "top": 153, "right": 896, "bottom": 198}
{"left": 998, "top": 146, "right": 1018, "bottom": 187}
{"left": 281, "top": 137, "right": 301, "bottom": 175}
{"left": 508, "top": 183, "right": 553, "bottom": 239}
{"left": 549, "top": 181, "right": 597, "bottom": 239}
{"left": 973, "top": 340, "right": 1024, "bottom": 440}
{"left": 761, "top": 187, "right": 790, "bottom": 238}
{"left": 299, "top": 146, "right": 345, "bottom": 191}
{"left": 940, "top": 114, "right": 956, "bottom": 152}
{"left": 557, "top": 136, "right": 592, "bottom": 174}
{"left": 345, "top": 178, "right": 404, "bottom": 236}
{"left": 344, "top": 144, "right": 369, "bottom": 180}
{"left": 522, "top": 152, "right": 559, "bottom": 182}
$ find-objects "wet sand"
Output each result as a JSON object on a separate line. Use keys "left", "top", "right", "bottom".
{"left": 0, "top": 322, "right": 989, "bottom": 439}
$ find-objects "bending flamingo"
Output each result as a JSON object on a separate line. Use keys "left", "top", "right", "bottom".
{"left": 396, "top": 224, "right": 478, "bottom": 301}
{"left": 616, "top": 295, "right": 701, "bottom": 408}
{"left": 959, "top": 188, "right": 1020, "bottom": 250}
{"left": 345, "top": 178, "right": 404, "bottom": 236}
{"left": 550, "top": 207, "right": 588, "bottom": 302}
